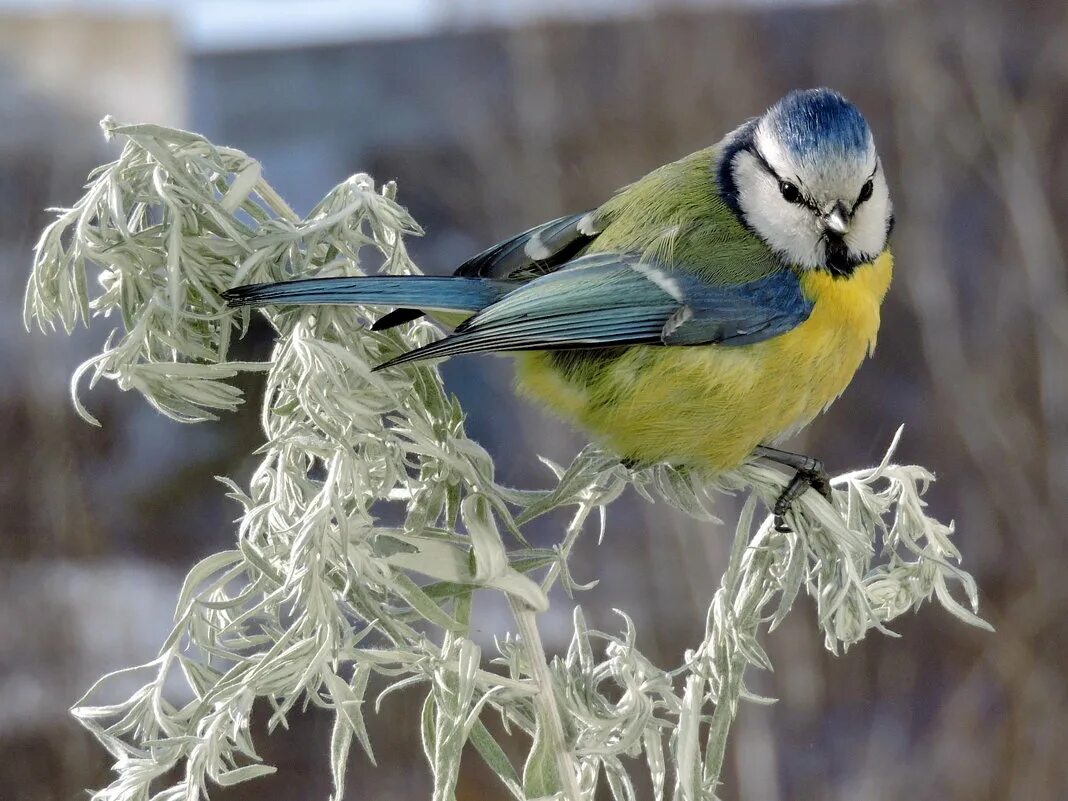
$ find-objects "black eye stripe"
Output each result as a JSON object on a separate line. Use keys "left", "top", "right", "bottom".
{"left": 748, "top": 147, "right": 820, "bottom": 211}
{"left": 747, "top": 145, "right": 778, "bottom": 178}
{"left": 852, "top": 164, "right": 879, "bottom": 211}
{"left": 747, "top": 146, "right": 875, "bottom": 215}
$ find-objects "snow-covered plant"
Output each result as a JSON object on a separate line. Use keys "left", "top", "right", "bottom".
{"left": 25, "top": 119, "right": 989, "bottom": 801}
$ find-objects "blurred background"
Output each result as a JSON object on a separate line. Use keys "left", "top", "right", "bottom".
{"left": 2, "top": 0, "right": 1066, "bottom": 798}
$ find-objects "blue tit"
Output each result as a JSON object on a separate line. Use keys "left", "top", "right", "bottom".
{"left": 224, "top": 88, "right": 895, "bottom": 530}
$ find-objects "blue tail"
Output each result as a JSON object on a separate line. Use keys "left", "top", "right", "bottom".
{"left": 222, "top": 275, "right": 519, "bottom": 313}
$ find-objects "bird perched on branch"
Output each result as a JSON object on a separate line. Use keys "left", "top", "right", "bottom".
{"left": 224, "top": 88, "right": 894, "bottom": 531}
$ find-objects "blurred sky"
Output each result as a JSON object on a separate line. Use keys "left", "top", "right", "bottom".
{"left": 0, "top": 0, "right": 842, "bottom": 50}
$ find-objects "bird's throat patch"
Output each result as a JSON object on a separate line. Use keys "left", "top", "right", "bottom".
{"left": 823, "top": 237, "right": 860, "bottom": 278}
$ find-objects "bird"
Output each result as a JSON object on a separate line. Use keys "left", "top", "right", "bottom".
{"left": 223, "top": 88, "right": 895, "bottom": 532}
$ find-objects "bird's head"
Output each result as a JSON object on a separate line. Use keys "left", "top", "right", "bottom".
{"left": 719, "top": 88, "right": 893, "bottom": 276}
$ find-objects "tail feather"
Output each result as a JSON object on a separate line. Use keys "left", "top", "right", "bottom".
{"left": 222, "top": 275, "right": 518, "bottom": 313}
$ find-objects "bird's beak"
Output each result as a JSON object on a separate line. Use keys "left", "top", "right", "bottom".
{"left": 824, "top": 202, "right": 851, "bottom": 236}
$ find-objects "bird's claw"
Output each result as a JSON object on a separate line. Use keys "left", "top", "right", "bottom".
{"left": 809, "top": 472, "right": 832, "bottom": 502}
{"left": 771, "top": 461, "right": 833, "bottom": 533}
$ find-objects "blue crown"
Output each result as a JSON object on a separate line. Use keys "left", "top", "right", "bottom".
{"left": 765, "top": 88, "right": 871, "bottom": 162}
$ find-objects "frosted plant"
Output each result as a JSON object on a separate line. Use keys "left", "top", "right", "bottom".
{"left": 25, "top": 119, "right": 990, "bottom": 801}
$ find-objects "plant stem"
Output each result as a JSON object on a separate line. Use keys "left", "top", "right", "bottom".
{"left": 701, "top": 503, "right": 776, "bottom": 792}
{"left": 510, "top": 598, "right": 581, "bottom": 801}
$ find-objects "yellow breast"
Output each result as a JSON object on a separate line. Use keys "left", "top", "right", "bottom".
{"left": 516, "top": 250, "right": 894, "bottom": 471}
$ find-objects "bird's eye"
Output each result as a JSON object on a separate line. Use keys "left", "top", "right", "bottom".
{"left": 779, "top": 181, "right": 803, "bottom": 204}
{"left": 857, "top": 179, "right": 874, "bottom": 204}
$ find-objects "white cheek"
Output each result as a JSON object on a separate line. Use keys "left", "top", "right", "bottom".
{"left": 733, "top": 152, "right": 823, "bottom": 268}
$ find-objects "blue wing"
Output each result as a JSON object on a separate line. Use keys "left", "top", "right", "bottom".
{"left": 372, "top": 210, "right": 599, "bottom": 331}
{"left": 374, "top": 253, "right": 812, "bottom": 370}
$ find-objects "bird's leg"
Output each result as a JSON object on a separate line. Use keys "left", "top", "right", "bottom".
{"left": 753, "top": 445, "right": 833, "bottom": 532}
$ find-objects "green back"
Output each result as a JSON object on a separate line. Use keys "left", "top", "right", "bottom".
{"left": 587, "top": 145, "right": 784, "bottom": 285}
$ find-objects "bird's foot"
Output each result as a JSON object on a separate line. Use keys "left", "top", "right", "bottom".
{"left": 753, "top": 446, "right": 832, "bottom": 533}
{"left": 772, "top": 462, "right": 832, "bottom": 532}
